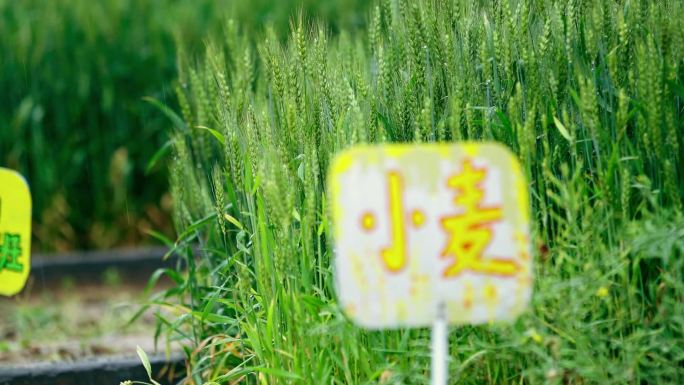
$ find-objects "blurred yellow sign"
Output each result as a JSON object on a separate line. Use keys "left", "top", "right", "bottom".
{"left": 329, "top": 143, "right": 532, "bottom": 328}
{"left": 0, "top": 168, "right": 32, "bottom": 296}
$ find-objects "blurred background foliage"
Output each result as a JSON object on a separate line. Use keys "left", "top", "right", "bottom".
{"left": 0, "top": 0, "right": 369, "bottom": 251}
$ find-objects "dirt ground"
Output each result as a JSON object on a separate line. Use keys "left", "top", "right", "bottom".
{"left": 0, "top": 271, "right": 171, "bottom": 367}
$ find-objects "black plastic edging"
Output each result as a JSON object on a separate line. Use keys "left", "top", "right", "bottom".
{"left": 0, "top": 353, "right": 185, "bottom": 385}
{"left": 29, "top": 247, "right": 179, "bottom": 285}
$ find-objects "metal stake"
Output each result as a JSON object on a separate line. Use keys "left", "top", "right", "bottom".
{"left": 431, "top": 302, "right": 448, "bottom": 385}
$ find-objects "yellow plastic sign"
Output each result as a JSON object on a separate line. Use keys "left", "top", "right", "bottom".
{"left": 0, "top": 168, "right": 32, "bottom": 296}
{"left": 329, "top": 143, "right": 532, "bottom": 328}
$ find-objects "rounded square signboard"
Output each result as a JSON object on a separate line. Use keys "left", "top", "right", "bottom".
{"left": 329, "top": 143, "right": 532, "bottom": 328}
{"left": 0, "top": 168, "right": 32, "bottom": 296}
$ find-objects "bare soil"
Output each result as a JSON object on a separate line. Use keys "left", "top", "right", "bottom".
{"left": 0, "top": 274, "right": 171, "bottom": 367}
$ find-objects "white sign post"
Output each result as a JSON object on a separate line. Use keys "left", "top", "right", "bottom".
{"left": 328, "top": 143, "right": 533, "bottom": 383}
{"left": 431, "top": 302, "right": 447, "bottom": 385}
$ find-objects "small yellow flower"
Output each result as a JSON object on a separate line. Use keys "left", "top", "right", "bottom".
{"left": 525, "top": 328, "right": 543, "bottom": 343}
{"left": 596, "top": 286, "right": 609, "bottom": 298}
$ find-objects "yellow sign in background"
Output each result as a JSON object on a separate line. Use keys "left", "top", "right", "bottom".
{"left": 329, "top": 143, "right": 532, "bottom": 328}
{"left": 0, "top": 168, "right": 32, "bottom": 296}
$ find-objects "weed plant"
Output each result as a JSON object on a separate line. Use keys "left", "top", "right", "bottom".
{"left": 153, "top": 0, "right": 683, "bottom": 383}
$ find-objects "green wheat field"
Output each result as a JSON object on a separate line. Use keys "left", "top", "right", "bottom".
{"left": 4, "top": 0, "right": 682, "bottom": 383}
{"left": 139, "top": 0, "right": 684, "bottom": 384}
